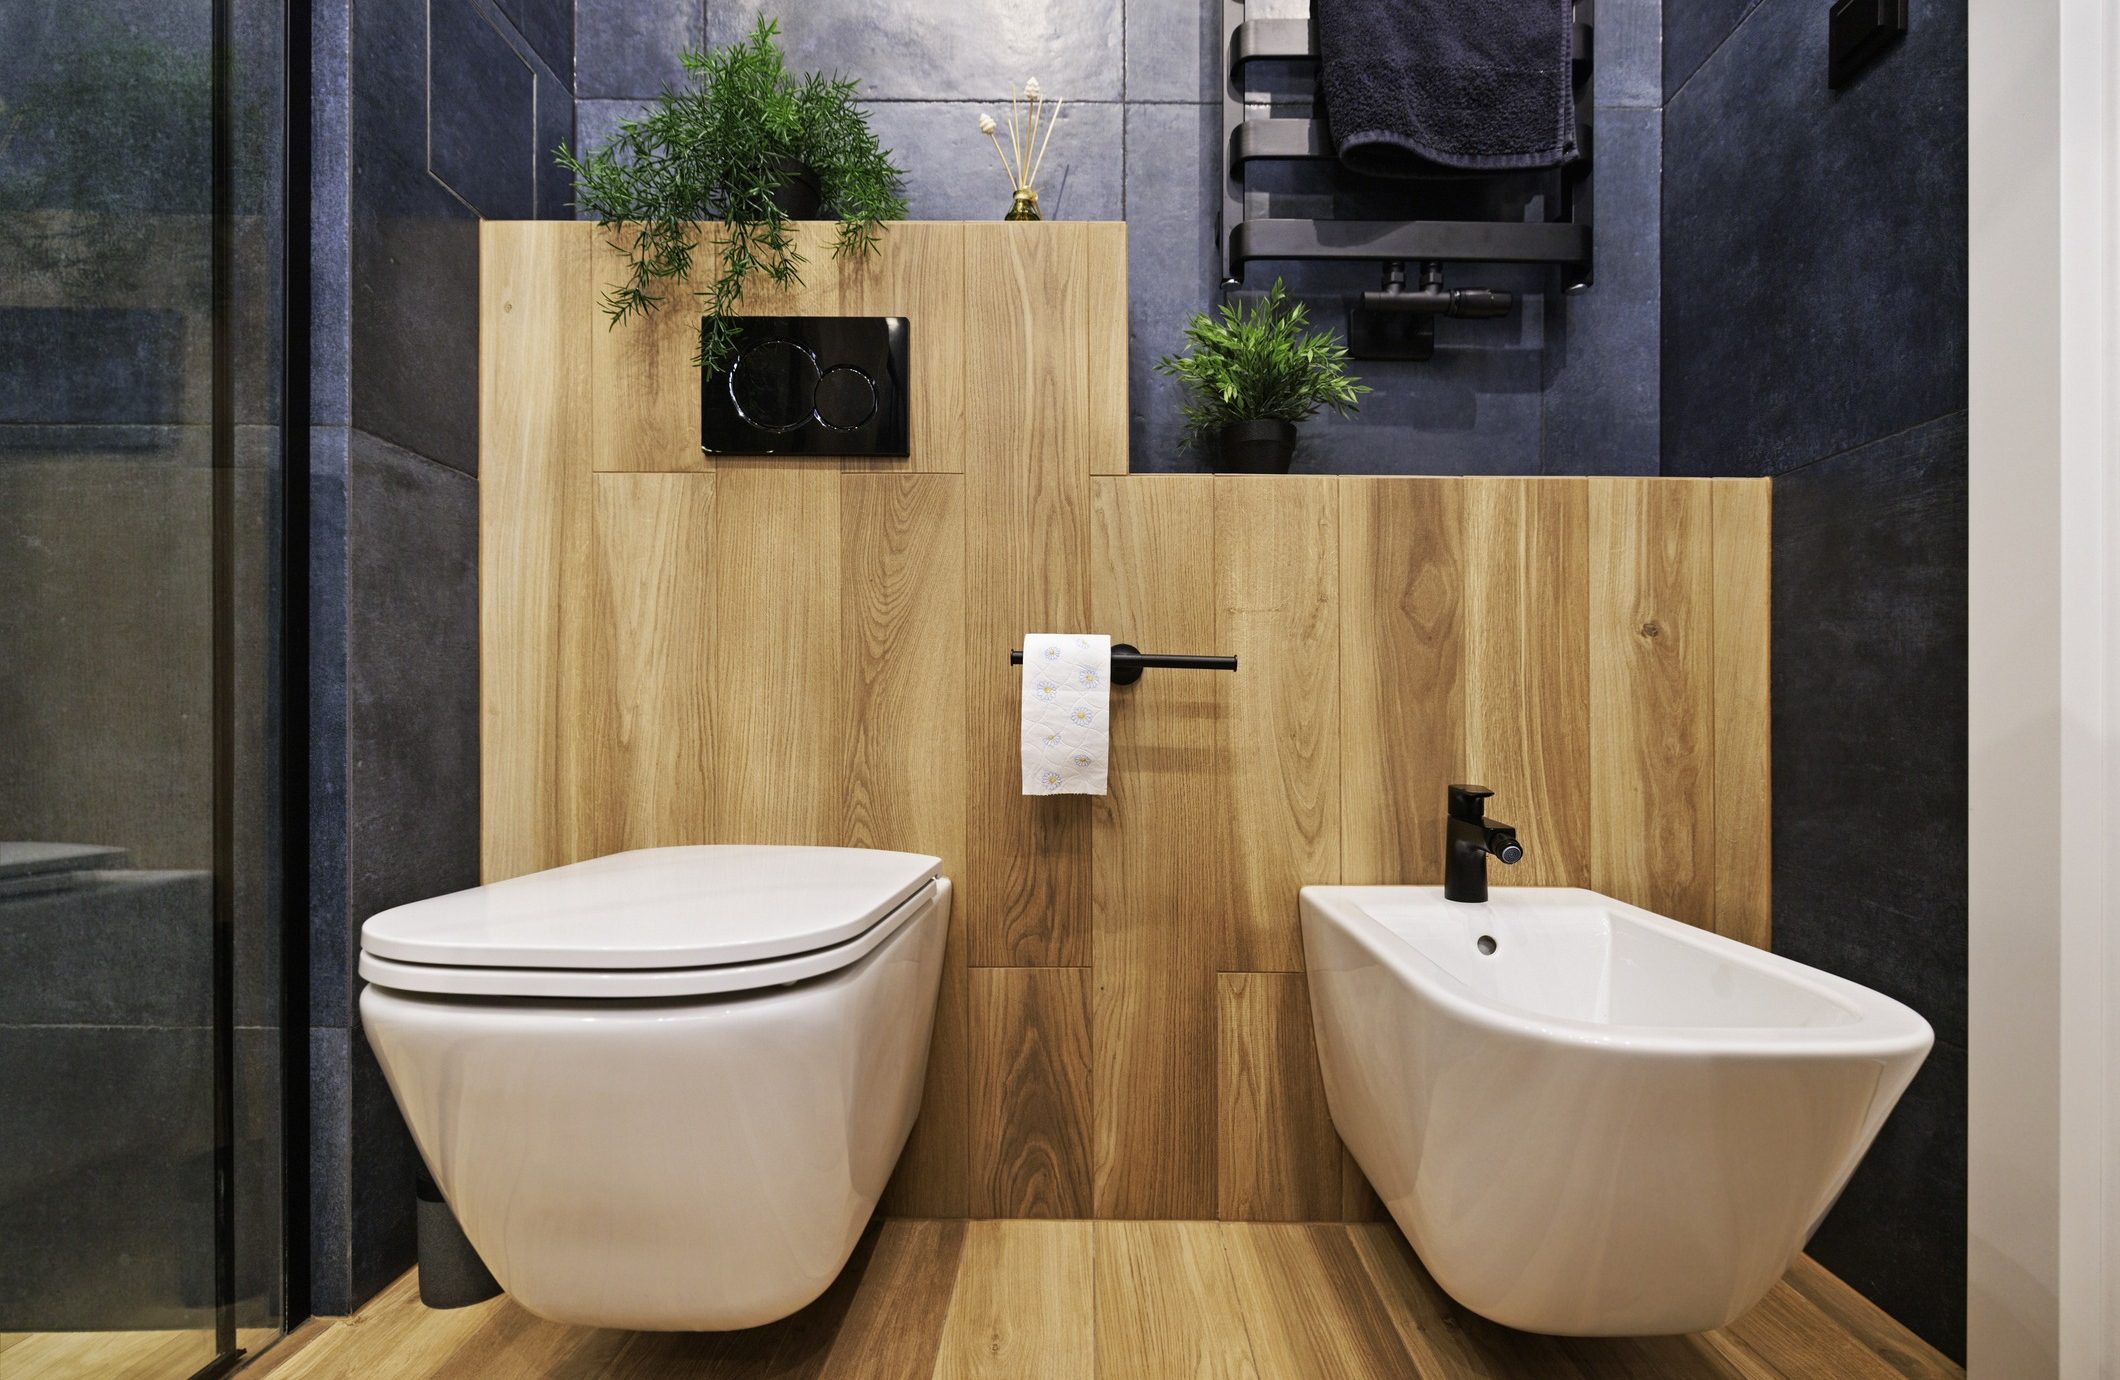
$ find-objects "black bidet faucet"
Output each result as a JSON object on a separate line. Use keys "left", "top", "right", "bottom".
{"left": 1444, "top": 784, "right": 1523, "bottom": 903}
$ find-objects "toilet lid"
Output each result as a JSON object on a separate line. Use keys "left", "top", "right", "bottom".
{"left": 359, "top": 845, "right": 941, "bottom": 971}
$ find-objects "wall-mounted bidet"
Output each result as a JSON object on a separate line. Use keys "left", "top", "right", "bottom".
{"left": 1300, "top": 884, "right": 1932, "bottom": 1337}
{"left": 358, "top": 846, "right": 949, "bottom": 1331}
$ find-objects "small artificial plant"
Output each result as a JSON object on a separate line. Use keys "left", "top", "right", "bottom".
{"left": 557, "top": 17, "right": 907, "bottom": 370}
{"left": 1154, "top": 280, "right": 1370, "bottom": 446}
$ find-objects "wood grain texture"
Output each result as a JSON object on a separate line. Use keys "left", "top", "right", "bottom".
{"left": 1711, "top": 480, "right": 1773, "bottom": 947}
{"left": 255, "top": 1234, "right": 1953, "bottom": 1380}
{"left": 706, "top": 466, "right": 843, "bottom": 844}
{"left": 1217, "top": 973, "right": 1342, "bottom": 1222}
{"left": 933, "top": 1220, "right": 1095, "bottom": 1380}
{"left": 1589, "top": 479, "right": 1718, "bottom": 927}
{"left": 1461, "top": 477, "right": 1591, "bottom": 888}
{"left": 561, "top": 473, "right": 717, "bottom": 863}
{"left": 1093, "top": 1221, "right": 1260, "bottom": 1379}
{"left": 1221, "top": 1223, "right": 1414, "bottom": 1379}
{"left": 1081, "top": 223, "right": 1130, "bottom": 476}
{"left": 1090, "top": 476, "right": 1222, "bottom": 1219}
{"left": 843, "top": 222, "right": 968, "bottom": 473}
{"left": 970, "top": 967, "right": 1094, "bottom": 1218}
{"left": 588, "top": 226, "right": 707, "bottom": 473}
{"left": 1338, "top": 477, "right": 1465, "bottom": 886}
{"left": 841, "top": 473, "right": 971, "bottom": 1216}
{"left": 962, "top": 223, "right": 1094, "bottom": 966}
{"left": 481, "top": 221, "right": 595, "bottom": 882}
{"left": 1217, "top": 476, "right": 1341, "bottom": 971}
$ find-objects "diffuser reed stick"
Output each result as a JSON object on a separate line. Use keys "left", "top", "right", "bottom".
{"left": 979, "top": 78, "right": 1062, "bottom": 220}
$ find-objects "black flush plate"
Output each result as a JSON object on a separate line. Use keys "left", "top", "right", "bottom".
{"left": 701, "top": 316, "right": 910, "bottom": 457}
{"left": 1828, "top": 0, "right": 1907, "bottom": 90}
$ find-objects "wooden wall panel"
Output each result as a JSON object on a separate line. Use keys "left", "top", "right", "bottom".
{"left": 482, "top": 223, "right": 1775, "bottom": 1222}
{"left": 1339, "top": 477, "right": 1465, "bottom": 885}
{"left": 1712, "top": 480, "right": 1773, "bottom": 947}
{"left": 962, "top": 224, "right": 1095, "bottom": 966}
{"left": 1089, "top": 476, "right": 1222, "bottom": 1219}
{"left": 1217, "top": 476, "right": 1342, "bottom": 971}
{"left": 588, "top": 229, "right": 707, "bottom": 474}
{"left": 841, "top": 473, "right": 971, "bottom": 1215}
{"left": 1461, "top": 477, "right": 1592, "bottom": 887}
{"left": 480, "top": 221, "right": 594, "bottom": 882}
{"left": 1081, "top": 223, "right": 1131, "bottom": 476}
{"left": 1588, "top": 479, "right": 1719, "bottom": 928}
{"left": 970, "top": 966, "right": 1094, "bottom": 1219}
{"left": 842, "top": 223, "right": 967, "bottom": 473}
{"left": 1216, "top": 973, "right": 1342, "bottom": 1221}
{"left": 560, "top": 473, "right": 717, "bottom": 862}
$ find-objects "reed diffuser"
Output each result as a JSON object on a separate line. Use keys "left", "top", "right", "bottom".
{"left": 980, "top": 79, "right": 1062, "bottom": 221}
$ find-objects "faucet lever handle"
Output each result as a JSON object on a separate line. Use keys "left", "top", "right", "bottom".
{"left": 1448, "top": 784, "right": 1494, "bottom": 822}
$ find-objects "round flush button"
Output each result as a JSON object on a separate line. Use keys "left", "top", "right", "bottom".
{"left": 728, "top": 339, "right": 820, "bottom": 433}
{"left": 814, "top": 365, "right": 878, "bottom": 431}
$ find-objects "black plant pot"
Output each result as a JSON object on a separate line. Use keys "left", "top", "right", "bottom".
{"left": 769, "top": 157, "right": 822, "bottom": 219}
{"left": 1217, "top": 419, "right": 1297, "bottom": 473}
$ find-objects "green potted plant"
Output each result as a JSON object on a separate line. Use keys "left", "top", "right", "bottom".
{"left": 556, "top": 17, "right": 908, "bottom": 370}
{"left": 1154, "top": 280, "right": 1369, "bottom": 473}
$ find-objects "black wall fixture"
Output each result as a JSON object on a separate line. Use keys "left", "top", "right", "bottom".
{"left": 1829, "top": 0, "right": 1909, "bottom": 89}
{"left": 700, "top": 316, "right": 910, "bottom": 457}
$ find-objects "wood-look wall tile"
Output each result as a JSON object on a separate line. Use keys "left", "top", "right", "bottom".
{"left": 560, "top": 473, "right": 717, "bottom": 863}
{"left": 480, "top": 221, "right": 595, "bottom": 882}
{"left": 1221, "top": 1224, "right": 1414, "bottom": 1378}
{"left": 843, "top": 222, "right": 968, "bottom": 474}
{"left": 1461, "top": 477, "right": 1592, "bottom": 888}
{"left": 1216, "top": 476, "right": 1341, "bottom": 971}
{"left": 933, "top": 1221, "right": 1095, "bottom": 1380}
{"left": 1216, "top": 973, "right": 1342, "bottom": 1221}
{"left": 1338, "top": 477, "right": 1465, "bottom": 886}
{"left": 1089, "top": 475, "right": 1221, "bottom": 1219}
{"left": 1082, "top": 223, "right": 1131, "bottom": 476}
{"left": 963, "top": 224, "right": 1094, "bottom": 966}
{"left": 1094, "top": 1221, "right": 1260, "bottom": 1378}
{"left": 705, "top": 466, "right": 843, "bottom": 844}
{"left": 1589, "top": 479, "right": 1718, "bottom": 928}
{"left": 1712, "top": 479, "right": 1773, "bottom": 947}
{"left": 970, "top": 967, "right": 1094, "bottom": 1218}
{"left": 842, "top": 472, "right": 971, "bottom": 1216}
{"left": 587, "top": 227, "right": 707, "bottom": 474}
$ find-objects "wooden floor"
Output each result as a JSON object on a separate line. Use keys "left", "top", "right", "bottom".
{"left": 0, "top": 1326, "right": 278, "bottom": 1379}
{"left": 236, "top": 1220, "right": 1961, "bottom": 1380}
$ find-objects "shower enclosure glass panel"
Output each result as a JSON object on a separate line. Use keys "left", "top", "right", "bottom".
{"left": 0, "top": 0, "right": 288, "bottom": 1373}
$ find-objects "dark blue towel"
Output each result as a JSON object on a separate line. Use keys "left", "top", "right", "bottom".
{"left": 1317, "top": 0, "right": 1577, "bottom": 175}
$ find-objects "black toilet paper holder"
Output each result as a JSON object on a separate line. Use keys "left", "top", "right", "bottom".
{"left": 1008, "top": 643, "right": 1239, "bottom": 686}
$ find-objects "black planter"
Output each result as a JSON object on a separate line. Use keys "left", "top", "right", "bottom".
{"left": 769, "top": 157, "right": 822, "bottom": 219}
{"left": 1217, "top": 419, "right": 1297, "bottom": 473}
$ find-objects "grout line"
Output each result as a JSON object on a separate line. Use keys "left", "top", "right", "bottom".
{"left": 1664, "top": 0, "right": 1769, "bottom": 108}
{"left": 1756, "top": 406, "right": 1968, "bottom": 481}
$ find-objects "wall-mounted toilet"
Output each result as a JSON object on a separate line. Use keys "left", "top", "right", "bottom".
{"left": 357, "top": 845, "right": 949, "bottom": 1331}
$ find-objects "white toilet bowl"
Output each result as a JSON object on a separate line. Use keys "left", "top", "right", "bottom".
{"left": 357, "top": 845, "right": 949, "bottom": 1331}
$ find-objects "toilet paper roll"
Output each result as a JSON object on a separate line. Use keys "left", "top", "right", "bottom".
{"left": 1020, "top": 633, "right": 1111, "bottom": 795}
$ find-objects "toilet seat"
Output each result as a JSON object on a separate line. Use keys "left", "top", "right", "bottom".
{"left": 357, "top": 845, "right": 942, "bottom": 999}
{"left": 358, "top": 878, "right": 939, "bottom": 999}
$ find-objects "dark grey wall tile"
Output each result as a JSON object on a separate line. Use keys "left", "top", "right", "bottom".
{"left": 1126, "top": 0, "right": 1215, "bottom": 102}
{"left": 431, "top": 0, "right": 539, "bottom": 219}
{"left": 578, "top": 0, "right": 700, "bottom": 99}
{"left": 310, "top": 427, "right": 352, "bottom": 1025}
{"left": 309, "top": 1024, "right": 352, "bottom": 1315}
{"left": 1772, "top": 412, "right": 1967, "bottom": 1045}
{"left": 349, "top": 200, "right": 480, "bottom": 474}
{"left": 0, "top": 871, "right": 212, "bottom": 1027}
{"left": 1597, "top": 0, "right": 1664, "bottom": 109}
{"left": 343, "top": 431, "right": 481, "bottom": 979}
{"left": 861, "top": 100, "right": 1122, "bottom": 221}
{"left": 349, "top": 1023, "right": 422, "bottom": 1304}
{"left": 0, "top": 1025, "right": 215, "bottom": 1329}
{"left": 1661, "top": 0, "right": 1966, "bottom": 477}
{"left": 534, "top": 49, "right": 578, "bottom": 218}
{"left": 1542, "top": 106, "right": 1659, "bottom": 476}
{"left": 1663, "top": 0, "right": 1761, "bottom": 101}
{"left": 571, "top": 96, "right": 655, "bottom": 167}
{"left": 313, "top": 0, "right": 353, "bottom": 425}
{"left": 711, "top": 0, "right": 1123, "bottom": 102}
{"left": 497, "top": 0, "right": 573, "bottom": 79}
{"left": 1125, "top": 103, "right": 1221, "bottom": 472}
{"left": 1807, "top": 1039, "right": 1967, "bottom": 1360}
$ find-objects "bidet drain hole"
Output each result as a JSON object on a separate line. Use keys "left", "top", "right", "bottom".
{"left": 1476, "top": 935, "right": 1497, "bottom": 955}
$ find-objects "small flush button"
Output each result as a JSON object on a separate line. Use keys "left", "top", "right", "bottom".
{"left": 815, "top": 366, "right": 878, "bottom": 431}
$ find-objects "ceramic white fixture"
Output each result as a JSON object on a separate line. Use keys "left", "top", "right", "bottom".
{"left": 1300, "top": 885, "right": 1932, "bottom": 1337}
{"left": 359, "top": 845, "right": 948, "bottom": 1331}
